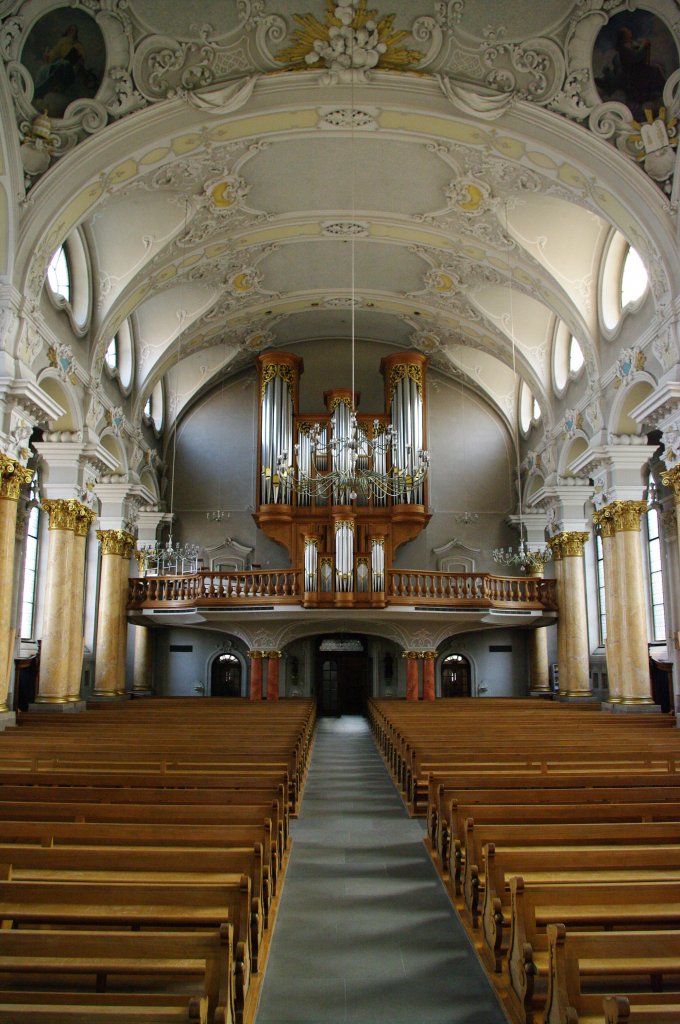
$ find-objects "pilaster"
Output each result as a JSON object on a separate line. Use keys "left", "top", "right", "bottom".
{"left": 0, "top": 454, "right": 33, "bottom": 723}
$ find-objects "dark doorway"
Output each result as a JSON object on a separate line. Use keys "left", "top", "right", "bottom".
{"left": 316, "top": 639, "right": 368, "bottom": 716}
{"left": 441, "top": 653, "right": 472, "bottom": 698}
{"left": 210, "top": 652, "right": 242, "bottom": 697}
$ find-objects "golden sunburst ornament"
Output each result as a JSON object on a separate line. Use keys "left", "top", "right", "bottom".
{"left": 276, "top": 0, "right": 422, "bottom": 72}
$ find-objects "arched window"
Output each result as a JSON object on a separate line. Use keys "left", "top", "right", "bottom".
{"left": 621, "top": 246, "right": 649, "bottom": 310}
{"left": 594, "top": 530, "right": 606, "bottom": 646}
{"left": 441, "top": 653, "right": 471, "bottom": 698}
{"left": 646, "top": 482, "right": 666, "bottom": 643}
{"left": 143, "top": 381, "right": 164, "bottom": 434}
{"left": 519, "top": 382, "right": 540, "bottom": 436}
{"left": 601, "top": 231, "right": 649, "bottom": 334}
{"left": 569, "top": 336, "right": 584, "bottom": 375}
{"left": 105, "top": 320, "right": 134, "bottom": 393}
{"left": 553, "top": 321, "right": 584, "bottom": 395}
{"left": 210, "top": 652, "right": 242, "bottom": 697}
{"left": 47, "top": 245, "right": 70, "bottom": 302}
{"left": 105, "top": 337, "right": 117, "bottom": 371}
{"left": 20, "top": 479, "right": 41, "bottom": 639}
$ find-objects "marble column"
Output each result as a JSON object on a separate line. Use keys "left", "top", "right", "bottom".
{"left": 592, "top": 507, "right": 622, "bottom": 702}
{"left": 93, "top": 530, "right": 135, "bottom": 699}
{"left": 35, "top": 500, "right": 80, "bottom": 704}
{"left": 66, "top": 505, "right": 96, "bottom": 702}
{"left": 611, "top": 500, "right": 654, "bottom": 705}
{"left": 556, "top": 532, "right": 592, "bottom": 700}
{"left": 0, "top": 456, "right": 33, "bottom": 717}
{"left": 132, "top": 625, "right": 154, "bottom": 695}
{"left": 549, "top": 537, "right": 567, "bottom": 695}
{"left": 422, "top": 651, "right": 436, "bottom": 701}
{"left": 404, "top": 651, "right": 419, "bottom": 701}
{"left": 249, "top": 650, "right": 263, "bottom": 701}
{"left": 266, "top": 650, "right": 281, "bottom": 701}
{"left": 116, "top": 540, "right": 135, "bottom": 695}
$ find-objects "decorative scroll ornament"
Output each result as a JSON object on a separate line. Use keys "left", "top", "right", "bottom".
{"left": 613, "top": 347, "right": 646, "bottom": 388}
{"left": 554, "top": 530, "right": 589, "bottom": 558}
{"left": 260, "top": 362, "right": 295, "bottom": 402}
{"left": 74, "top": 504, "right": 97, "bottom": 538}
{"left": 42, "top": 498, "right": 80, "bottom": 532}
{"left": 627, "top": 107, "right": 678, "bottom": 188}
{"left": 275, "top": 0, "right": 423, "bottom": 72}
{"left": 388, "top": 363, "right": 423, "bottom": 401}
{"left": 108, "top": 406, "right": 125, "bottom": 436}
{"left": 560, "top": 409, "right": 583, "bottom": 440}
{"left": 592, "top": 506, "right": 616, "bottom": 539}
{"left": 610, "top": 500, "right": 647, "bottom": 533}
{"left": 97, "top": 528, "right": 137, "bottom": 557}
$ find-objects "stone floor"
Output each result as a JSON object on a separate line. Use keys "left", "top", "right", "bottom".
{"left": 255, "top": 716, "right": 508, "bottom": 1024}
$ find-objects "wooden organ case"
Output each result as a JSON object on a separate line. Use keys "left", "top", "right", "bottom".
{"left": 253, "top": 350, "right": 430, "bottom": 608}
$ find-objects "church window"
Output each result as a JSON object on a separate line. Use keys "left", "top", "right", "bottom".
{"left": 105, "top": 337, "right": 117, "bottom": 371}
{"left": 20, "top": 482, "right": 40, "bottom": 639}
{"left": 594, "top": 530, "right": 607, "bottom": 645}
{"left": 519, "top": 382, "right": 540, "bottom": 436}
{"left": 621, "top": 246, "right": 649, "bottom": 310}
{"left": 553, "top": 320, "right": 585, "bottom": 396}
{"left": 569, "top": 336, "right": 584, "bottom": 375}
{"left": 646, "top": 489, "right": 666, "bottom": 643}
{"left": 143, "top": 381, "right": 164, "bottom": 433}
{"left": 601, "top": 230, "right": 648, "bottom": 333}
{"left": 47, "top": 245, "right": 70, "bottom": 302}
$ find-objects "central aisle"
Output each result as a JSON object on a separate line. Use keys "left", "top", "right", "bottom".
{"left": 256, "top": 716, "right": 508, "bottom": 1024}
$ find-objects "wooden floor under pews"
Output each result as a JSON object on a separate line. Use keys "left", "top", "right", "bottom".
{"left": 0, "top": 697, "right": 316, "bottom": 1024}
{"left": 369, "top": 697, "right": 680, "bottom": 1024}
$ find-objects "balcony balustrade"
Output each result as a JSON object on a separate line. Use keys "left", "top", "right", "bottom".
{"left": 128, "top": 568, "right": 557, "bottom": 612}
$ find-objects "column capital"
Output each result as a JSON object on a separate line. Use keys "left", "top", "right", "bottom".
{"left": 248, "top": 650, "right": 264, "bottom": 660}
{"left": 553, "top": 531, "right": 589, "bottom": 557}
{"left": 609, "top": 499, "right": 647, "bottom": 532}
{"left": 422, "top": 650, "right": 437, "bottom": 660}
{"left": 265, "top": 649, "right": 282, "bottom": 659}
{"left": 661, "top": 464, "right": 680, "bottom": 497}
{"left": 42, "top": 498, "right": 81, "bottom": 532}
{"left": 548, "top": 534, "right": 564, "bottom": 560}
{"left": 73, "top": 503, "right": 97, "bottom": 537}
{"left": 0, "top": 454, "right": 33, "bottom": 501}
{"left": 592, "top": 506, "right": 616, "bottom": 538}
{"left": 402, "top": 650, "right": 421, "bottom": 659}
{"left": 96, "top": 528, "right": 136, "bottom": 556}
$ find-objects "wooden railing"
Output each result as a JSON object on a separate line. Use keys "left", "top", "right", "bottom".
{"left": 128, "top": 570, "right": 557, "bottom": 612}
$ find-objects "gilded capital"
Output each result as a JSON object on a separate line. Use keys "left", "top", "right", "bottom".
{"left": 74, "top": 504, "right": 97, "bottom": 538}
{"left": 0, "top": 454, "right": 33, "bottom": 501}
{"left": 402, "top": 650, "right": 420, "bottom": 659}
{"left": 422, "top": 650, "right": 437, "bottom": 660}
{"left": 610, "top": 499, "right": 647, "bottom": 533}
{"left": 661, "top": 464, "right": 680, "bottom": 498}
{"left": 248, "top": 649, "right": 264, "bottom": 660}
{"left": 42, "top": 498, "right": 79, "bottom": 532}
{"left": 548, "top": 534, "right": 564, "bottom": 560}
{"left": 265, "top": 649, "right": 282, "bottom": 659}
{"left": 559, "top": 531, "right": 590, "bottom": 557}
{"left": 97, "top": 528, "right": 136, "bottom": 556}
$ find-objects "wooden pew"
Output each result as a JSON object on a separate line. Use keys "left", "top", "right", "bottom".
{"left": 0, "top": 927, "right": 234, "bottom": 1023}
{"left": 508, "top": 878, "right": 680, "bottom": 1024}
{"left": 545, "top": 925, "right": 680, "bottom": 1024}
{"left": 0, "top": 877, "right": 252, "bottom": 1023}
{"left": 478, "top": 841, "right": 680, "bottom": 971}
{"left": 0, "top": 995, "right": 209, "bottom": 1023}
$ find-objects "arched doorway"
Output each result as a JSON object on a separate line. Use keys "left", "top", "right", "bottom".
{"left": 441, "top": 653, "right": 472, "bottom": 698}
{"left": 210, "top": 652, "right": 242, "bottom": 697}
{"left": 316, "top": 636, "right": 369, "bottom": 716}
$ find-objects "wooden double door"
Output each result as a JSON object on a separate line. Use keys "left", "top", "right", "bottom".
{"left": 317, "top": 651, "right": 368, "bottom": 716}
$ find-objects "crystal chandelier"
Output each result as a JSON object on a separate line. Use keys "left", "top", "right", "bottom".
{"left": 493, "top": 537, "right": 552, "bottom": 575}
{"left": 276, "top": 414, "right": 430, "bottom": 502}
{"left": 139, "top": 538, "right": 200, "bottom": 576}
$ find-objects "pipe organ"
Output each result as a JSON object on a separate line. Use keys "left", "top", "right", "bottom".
{"left": 254, "top": 350, "right": 430, "bottom": 607}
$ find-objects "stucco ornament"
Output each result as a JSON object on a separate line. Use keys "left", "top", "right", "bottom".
{"left": 662, "top": 427, "right": 680, "bottom": 472}
{"left": 48, "top": 342, "right": 78, "bottom": 385}
{"left": 560, "top": 409, "right": 583, "bottom": 440}
{"left": 625, "top": 107, "right": 679, "bottom": 191}
{"left": 276, "top": 0, "right": 422, "bottom": 72}
{"left": 613, "top": 346, "right": 646, "bottom": 388}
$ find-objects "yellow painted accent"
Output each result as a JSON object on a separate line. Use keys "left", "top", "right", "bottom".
{"left": 436, "top": 273, "right": 454, "bottom": 292}
{"left": 154, "top": 265, "right": 178, "bottom": 284}
{"left": 379, "top": 110, "right": 489, "bottom": 146}
{"left": 232, "top": 272, "right": 254, "bottom": 293}
{"left": 46, "top": 183, "right": 104, "bottom": 247}
{"left": 557, "top": 163, "right": 588, "bottom": 189}
{"left": 139, "top": 147, "right": 170, "bottom": 166}
{"left": 172, "top": 133, "right": 202, "bottom": 155}
{"left": 590, "top": 187, "right": 638, "bottom": 232}
{"left": 492, "top": 135, "right": 526, "bottom": 160}
{"left": 106, "top": 159, "right": 138, "bottom": 185}
{"left": 235, "top": 223, "right": 320, "bottom": 247}
{"left": 458, "top": 184, "right": 483, "bottom": 210}
{"left": 204, "top": 243, "right": 229, "bottom": 258}
{"left": 207, "top": 110, "right": 318, "bottom": 143}
{"left": 178, "top": 253, "right": 202, "bottom": 269}
{"left": 211, "top": 182, "right": 234, "bottom": 207}
{"left": 527, "top": 150, "right": 557, "bottom": 170}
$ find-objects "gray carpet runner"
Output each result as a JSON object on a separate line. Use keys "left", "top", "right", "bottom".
{"left": 255, "top": 716, "right": 508, "bottom": 1024}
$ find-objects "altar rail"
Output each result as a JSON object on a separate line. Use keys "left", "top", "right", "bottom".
{"left": 128, "top": 570, "right": 557, "bottom": 612}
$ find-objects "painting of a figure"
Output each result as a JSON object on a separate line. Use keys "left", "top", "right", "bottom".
{"left": 593, "top": 9, "right": 678, "bottom": 118}
{"left": 22, "top": 8, "right": 106, "bottom": 119}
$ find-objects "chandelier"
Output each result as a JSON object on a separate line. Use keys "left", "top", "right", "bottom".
{"left": 275, "top": 414, "right": 430, "bottom": 502}
{"left": 139, "top": 538, "right": 200, "bottom": 576}
{"left": 493, "top": 537, "right": 552, "bottom": 575}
